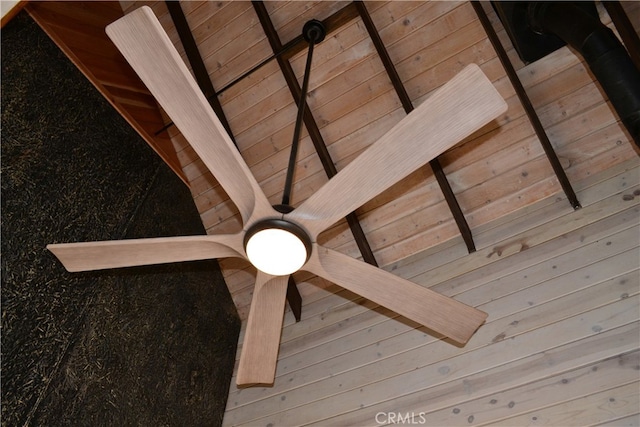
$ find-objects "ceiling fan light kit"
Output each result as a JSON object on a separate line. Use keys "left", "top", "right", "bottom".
{"left": 48, "top": 6, "right": 507, "bottom": 386}
{"left": 244, "top": 218, "right": 312, "bottom": 276}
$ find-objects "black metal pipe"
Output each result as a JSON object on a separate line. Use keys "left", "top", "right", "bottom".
{"left": 217, "top": 39, "right": 299, "bottom": 96}
{"left": 529, "top": 2, "right": 640, "bottom": 145}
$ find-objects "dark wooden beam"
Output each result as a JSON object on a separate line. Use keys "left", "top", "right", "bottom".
{"left": 252, "top": 0, "right": 378, "bottom": 267}
{"left": 217, "top": 4, "right": 358, "bottom": 96}
{"left": 164, "top": 1, "right": 235, "bottom": 142}
{"left": 165, "top": 1, "right": 303, "bottom": 318}
{"left": 603, "top": 1, "right": 640, "bottom": 71}
{"left": 287, "top": 276, "right": 302, "bottom": 322}
{"left": 355, "top": 1, "right": 477, "bottom": 253}
{"left": 472, "top": 1, "right": 581, "bottom": 210}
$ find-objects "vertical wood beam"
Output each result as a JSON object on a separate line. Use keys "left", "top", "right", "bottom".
{"left": 287, "top": 276, "right": 302, "bottom": 322}
{"left": 355, "top": 1, "right": 477, "bottom": 253}
{"left": 252, "top": 0, "right": 378, "bottom": 267}
{"left": 472, "top": 1, "right": 581, "bottom": 210}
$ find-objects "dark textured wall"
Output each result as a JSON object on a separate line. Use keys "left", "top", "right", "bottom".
{"left": 1, "top": 12, "right": 240, "bottom": 426}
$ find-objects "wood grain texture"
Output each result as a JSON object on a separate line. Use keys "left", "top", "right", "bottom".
{"left": 236, "top": 272, "right": 289, "bottom": 386}
{"left": 106, "top": 6, "right": 274, "bottom": 226}
{"left": 223, "top": 162, "right": 639, "bottom": 426}
{"left": 111, "top": 2, "right": 637, "bottom": 281}
{"left": 305, "top": 243, "right": 488, "bottom": 345}
{"left": 286, "top": 64, "right": 507, "bottom": 239}
{"left": 47, "top": 234, "right": 243, "bottom": 272}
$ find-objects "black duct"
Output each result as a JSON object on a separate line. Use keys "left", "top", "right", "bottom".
{"left": 495, "top": 1, "right": 640, "bottom": 146}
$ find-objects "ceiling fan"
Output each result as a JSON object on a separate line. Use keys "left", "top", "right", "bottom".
{"left": 47, "top": 6, "right": 507, "bottom": 387}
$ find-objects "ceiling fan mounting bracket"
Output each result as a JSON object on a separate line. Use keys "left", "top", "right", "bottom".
{"left": 273, "top": 204, "right": 295, "bottom": 214}
{"left": 302, "top": 19, "right": 326, "bottom": 44}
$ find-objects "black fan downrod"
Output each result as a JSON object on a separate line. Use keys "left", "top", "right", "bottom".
{"left": 281, "top": 19, "right": 326, "bottom": 207}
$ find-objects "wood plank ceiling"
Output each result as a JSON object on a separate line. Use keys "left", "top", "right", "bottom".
{"left": 25, "top": 0, "right": 638, "bottom": 316}
{"left": 115, "top": 0, "right": 638, "bottom": 321}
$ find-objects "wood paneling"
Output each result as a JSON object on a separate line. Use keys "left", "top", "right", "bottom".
{"left": 149, "top": 0, "right": 637, "bottom": 318}
{"left": 219, "top": 2, "right": 637, "bottom": 424}
{"left": 27, "top": 1, "right": 186, "bottom": 183}
{"left": 223, "top": 159, "right": 639, "bottom": 426}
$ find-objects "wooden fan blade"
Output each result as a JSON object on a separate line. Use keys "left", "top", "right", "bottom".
{"left": 47, "top": 234, "right": 242, "bottom": 272}
{"left": 106, "top": 7, "right": 273, "bottom": 225}
{"left": 305, "top": 245, "right": 487, "bottom": 345}
{"left": 236, "top": 271, "right": 289, "bottom": 387}
{"left": 286, "top": 64, "right": 507, "bottom": 239}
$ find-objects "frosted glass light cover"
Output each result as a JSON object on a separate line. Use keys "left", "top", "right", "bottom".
{"left": 245, "top": 228, "right": 309, "bottom": 276}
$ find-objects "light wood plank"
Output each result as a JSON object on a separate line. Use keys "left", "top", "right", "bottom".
{"left": 306, "top": 322, "right": 639, "bottom": 426}
{"left": 227, "top": 239, "right": 639, "bottom": 411}
{"left": 234, "top": 310, "right": 639, "bottom": 425}
{"left": 225, "top": 217, "right": 638, "bottom": 420}
{"left": 488, "top": 380, "right": 640, "bottom": 427}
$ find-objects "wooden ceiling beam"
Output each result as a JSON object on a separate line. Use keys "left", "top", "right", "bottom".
{"left": 472, "top": 1, "right": 581, "bottom": 210}
{"left": 603, "top": 1, "right": 640, "bottom": 70}
{"left": 164, "top": 1, "right": 234, "bottom": 142}
{"left": 355, "top": 1, "right": 477, "bottom": 254}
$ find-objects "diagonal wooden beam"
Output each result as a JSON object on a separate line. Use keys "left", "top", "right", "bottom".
{"left": 252, "top": 0, "right": 378, "bottom": 267}
{"left": 217, "top": 4, "right": 359, "bottom": 96}
{"left": 355, "top": 1, "right": 476, "bottom": 253}
{"left": 472, "top": 1, "right": 581, "bottom": 210}
{"left": 603, "top": 1, "right": 640, "bottom": 70}
{"left": 164, "top": 1, "right": 234, "bottom": 142}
